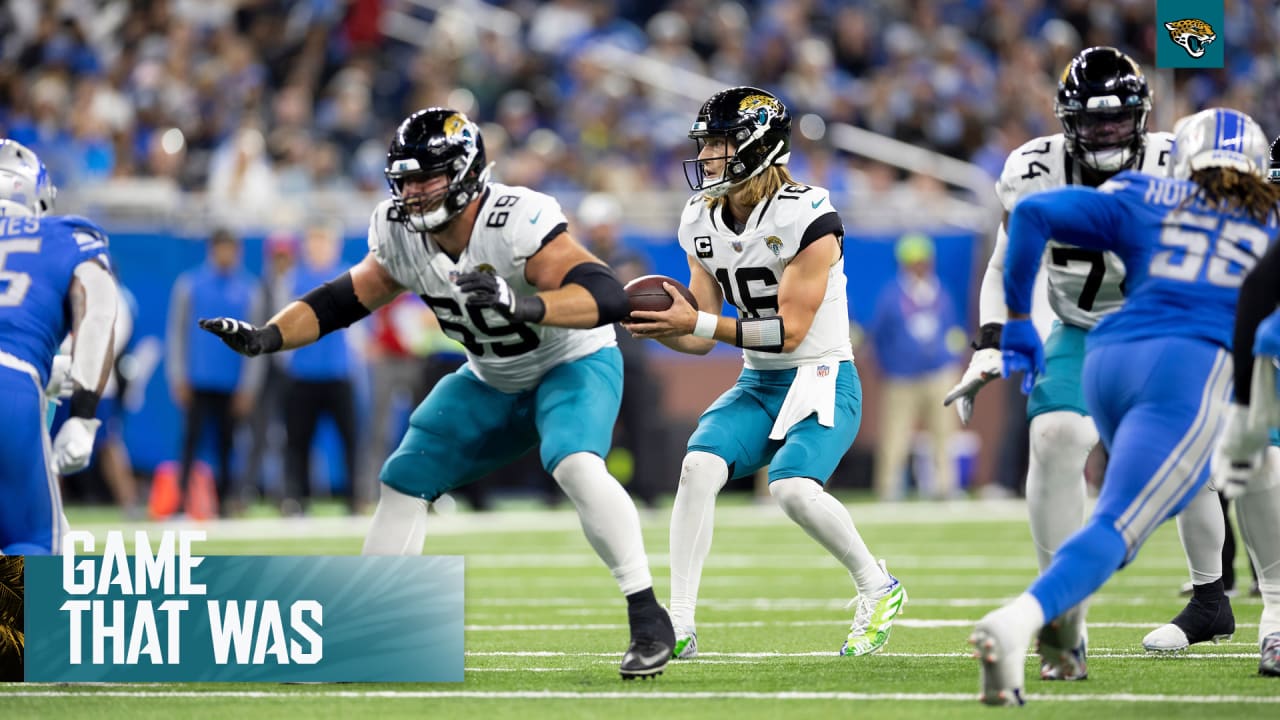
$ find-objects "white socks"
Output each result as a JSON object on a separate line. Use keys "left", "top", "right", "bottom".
{"left": 1237, "top": 449, "right": 1280, "bottom": 639}
{"left": 668, "top": 451, "right": 729, "bottom": 630}
{"left": 1176, "top": 486, "right": 1225, "bottom": 586}
{"left": 552, "top": 452, "right": 652, "bottom": 596}
{"left": 362, "top": 484, "right": 429, "bottom": 555}
{"left": 769, "top": 476, "right": 886, "bottom": 594}
{"left": 1025, "top": 411, "right": 1096, "bottom": 571}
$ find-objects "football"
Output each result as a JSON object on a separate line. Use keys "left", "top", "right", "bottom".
{"left": 623, "top": 274, "right": 698, "bottom": 318}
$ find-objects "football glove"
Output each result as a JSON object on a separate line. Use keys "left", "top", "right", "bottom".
{"left": 45, "top": 353, "right": 75, "bottom": 401}
{"left": 1000, "top": 318, "right": 1044, "bottom": 396}
{"left": 52, "top": 416, "right": 101, "bottom": 475}
{"left": 198, "top": 318, "right": 283, "bottom": 357}
{"left": 943, "top": 348, "right": 1003, "bottom": 425}
{"left": 1213, "top": 402, "right": 1269, "bottom": 500}
{"left": 455, "top": 271, "right": 545, "bottom": 323}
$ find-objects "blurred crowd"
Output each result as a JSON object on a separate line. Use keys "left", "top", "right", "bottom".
{"left": 2, "top": 0, "right": 1278, "bottom": 231}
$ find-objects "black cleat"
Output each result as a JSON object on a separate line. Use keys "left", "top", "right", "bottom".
{"left": 1142, "top": 592, "right": 1234, "bottom": 652}
{"left": 619, "top": 605, "right": 675, "bottom": 680}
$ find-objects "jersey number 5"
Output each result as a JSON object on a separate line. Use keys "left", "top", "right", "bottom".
{"left": 0, "top": 238, "right": 40, "bottom": 307}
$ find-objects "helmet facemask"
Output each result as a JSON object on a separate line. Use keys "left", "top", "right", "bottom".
{"left": 1058, "top": 103, "right": 1149, "bottom": 173}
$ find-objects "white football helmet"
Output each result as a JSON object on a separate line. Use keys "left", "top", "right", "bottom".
{"left": 0, "top": 139, "right": 56, "bottom": 217}
{"left": 1170, "top": 108, "right": 1269, "bottom": 180}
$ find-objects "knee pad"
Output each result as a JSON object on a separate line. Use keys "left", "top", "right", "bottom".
{"left": 552, "top": 451, "right": 607, "bottom": 487}
{"left": 768, "top": 476, "right": 821, "bottom": 517}
{"left": 1030, "top": 411, "right": 1099, "bottom": 463}
{"left": 680, "top": 451, "right": 729, "bottom": 496}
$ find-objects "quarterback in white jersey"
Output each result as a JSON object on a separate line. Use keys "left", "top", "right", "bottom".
{"left": 200, "top": 108, "right": 675, "bottom": 680}
{"left": 944, "top": 47, "right": 1233, "bottom": 673}
{"left": 624, "top": 87, "right": 906, "bottom": 660}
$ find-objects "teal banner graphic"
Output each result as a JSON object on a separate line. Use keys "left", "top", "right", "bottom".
{"left": 1156, "top": 0, "right": 1224, "bottom": 68}
{"left": 24, "top": 534, "right": 463, "bottom": 682}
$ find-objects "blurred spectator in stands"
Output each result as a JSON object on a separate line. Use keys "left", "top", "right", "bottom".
{"left": 280, "top": 218, "right": 359, "bottom": 516}
{"left": 867, "top": 233, "right": 965, "bottom": 501}
{"left": 243, "top": 230, "right": 298, "bottom": 509}
{"left": 207, "top": 125, "right": 279, "bottom": 229}
{"left": 359, "top": 295, "right": 431, "bottom": 511}
{"left": 577, "top": 192, "right": 668, "bottom": 507}
{"left": 167, "top": 228, "right": 265, "bottom": 516}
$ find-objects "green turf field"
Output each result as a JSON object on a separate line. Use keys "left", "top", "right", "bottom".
{"left": 4, "top": 497, "right": 1278, "bottom": 718}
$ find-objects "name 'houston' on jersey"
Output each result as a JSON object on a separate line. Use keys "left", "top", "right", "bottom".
{"left": 368, "top": 182, "right": 614, "bottom": 393}
{"left": 997, "top": 131, "right": 1174, "bottom": 329}
{"left": 678, "top": 182, "right": 853, "bottom": 370}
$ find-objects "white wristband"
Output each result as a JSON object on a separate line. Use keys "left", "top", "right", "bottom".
{"left": 693, "top": 311, "right": 718, "bottom": 339}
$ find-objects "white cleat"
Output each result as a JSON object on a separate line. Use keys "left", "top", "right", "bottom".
{"left": 970, "top": 609, "right": 1028, "bottom": 706}
{"left": 672, "top": 626, "right": 698, "bottom": 659}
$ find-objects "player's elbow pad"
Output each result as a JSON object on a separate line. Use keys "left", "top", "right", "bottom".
{"left": 563, "top": 262, "right": 628, "bottom": 326}
{"left": 301, "top": 272, "right": 371, "bottom": 337}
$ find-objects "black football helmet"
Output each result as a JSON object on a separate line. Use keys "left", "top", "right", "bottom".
{"left": 1055, "top": 47, "right": 1151, "bottom": 173}
{"left": 385, "top": 108, "right": 490, "bottom": 232}
{"left": 1269, "top": 135, "right": 1280, "bottom": 184}
{"left": 683, "top": 86, "right": 791, "bottom": 197}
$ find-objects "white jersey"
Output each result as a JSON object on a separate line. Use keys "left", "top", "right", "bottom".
{"left": 368, "top": 183, "right": 614, "bottom": 392}
{"left": 983, "top": 131, "right": 1175, "bottom": 330}
{"left": 677, "top": 183, "right": 853, "bottom": 371}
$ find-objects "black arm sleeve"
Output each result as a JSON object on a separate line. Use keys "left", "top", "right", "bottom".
{"left": 562, "top": 262, "right": 628, "bottom": 326}
{"left": 1233, "top": 242, "right": 1280, "bottom": 404}
{"left": 300, "top": 271, "right": 372, "bottom": 338}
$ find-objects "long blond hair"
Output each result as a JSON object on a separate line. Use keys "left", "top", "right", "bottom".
{"left": 704, "top": 165, "right": 799, "bottom": 210}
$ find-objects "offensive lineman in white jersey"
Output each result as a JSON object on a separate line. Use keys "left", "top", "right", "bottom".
{"left": 200, "top": 108, "right": 676, "bottom": 679}
{"left": 943, "top": 47, "right": 1233, "bottom": 667}
{"left": 623, "top": 87, "right": 906, "bottom": 659}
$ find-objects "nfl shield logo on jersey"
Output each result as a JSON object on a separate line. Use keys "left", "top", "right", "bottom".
{"left": 817, "top": 365, "right": 830, "bottom": 377}
{"left": 447, "top": 270, "right": 459, "bottom": 282}
{"left": 730, "top": 239, "right": 743, "bottom": 252}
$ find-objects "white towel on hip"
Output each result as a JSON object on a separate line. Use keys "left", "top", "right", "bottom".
{"left": 769, "top": 362, "right": 838, "bottom": 440}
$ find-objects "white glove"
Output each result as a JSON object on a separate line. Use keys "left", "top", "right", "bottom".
{"left": 45, "top": 354, "right": 75, "bottom": 401}
{"left": 1212, "top": 403, "right": 1269, "bottom": 500}
{"left": 943, "top": 348, "right": 1003, "bottom": 425}
{"left": 52, "top": 417, "right": 101, "bottom": 475}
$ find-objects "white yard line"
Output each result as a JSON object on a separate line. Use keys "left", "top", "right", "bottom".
{"left": 463, "top": 619, "right": 1261, "bottom": 631}
{"left": 3, "top": 690, "right": 1277, "bottom": 703}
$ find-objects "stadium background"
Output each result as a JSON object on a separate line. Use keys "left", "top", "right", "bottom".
{"left": 3, "top": 0, "right": 1276, "bottom": 509}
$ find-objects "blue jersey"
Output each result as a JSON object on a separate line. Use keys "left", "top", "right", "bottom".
{"left": 1005, "top": 170, "right": 1278, "bottom": 351}
{"left": 0, "top": 214, "right": 111, "bottom": 386}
